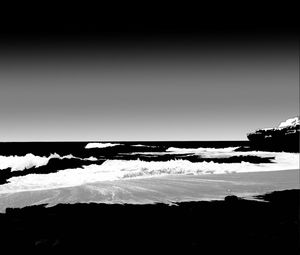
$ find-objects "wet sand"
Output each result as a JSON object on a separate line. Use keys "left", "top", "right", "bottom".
{"left": 0, "top": 169, "right": 299, "bottom": 211}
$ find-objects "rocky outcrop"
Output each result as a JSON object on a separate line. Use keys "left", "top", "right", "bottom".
{"left": 247, "top": 117, "right": 299, "bottom": 152}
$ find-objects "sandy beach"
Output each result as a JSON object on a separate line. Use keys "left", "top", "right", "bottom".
{"left": 0, "top": 169, "right": 298, "bottom": 212}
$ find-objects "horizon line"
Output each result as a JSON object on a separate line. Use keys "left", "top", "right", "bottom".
{"left": 0, "top": 140, "right": 249, "bottom": 143}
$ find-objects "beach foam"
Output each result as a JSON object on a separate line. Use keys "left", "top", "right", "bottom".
{"left": 0, "top": 151, "right": 298, "bottom": 193}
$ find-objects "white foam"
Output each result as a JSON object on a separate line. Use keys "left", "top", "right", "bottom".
{"left": 0, "top": 153, "right": 91, "bottom": 171}
{"left": 61, "top": 154, "right": 77, "bottom": 159}
{"left": 0, "top": 153, "right": 63, "bottom": 171}
{"left": 85, "top": 143, "right": 122, "bottom": 149}
{"left": 121, "top": 152, "right": 173, "bottom": 155}
{"left": 125, "top": 147, "right": 239, "bottom": 156}
{"left": 0, "top": 152, "right": 298, "bottom": 194}
{"left": 84, "top": 156, "right": 98, "bottom": 161}
{"left": 166, "top": 147, "right": 240, "bottom": 153}
{"left": 131, "top": 144, "right": 158, "bottom": 148}
{"left": 165, "top": 147, "right": 298, "bottom": 161}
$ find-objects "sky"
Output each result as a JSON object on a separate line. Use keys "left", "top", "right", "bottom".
{"left": 0, "top": 8, "right": 298, "bottom": 141}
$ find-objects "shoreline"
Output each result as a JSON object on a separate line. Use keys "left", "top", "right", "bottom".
{"left": 0, "top": 169, "right": 299, "bottom": 212}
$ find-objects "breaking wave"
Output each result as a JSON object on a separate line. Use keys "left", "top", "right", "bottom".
{"left": 85, "top": 143, "right": 123, "bottom": 149}
{"left": 0, "top": 152, "right": 298, "bottom": 193}
{"left": 0, "top": 153, "right": 72, "bottom": 171}
{"left": 84, "top": 156, "right": 98, "bottom": 161}
{"left": 166, "top": 147, "right": 240, "bottom": 153}
{"left": 131, "top": 144, "right": 158, "bottom": 148}
{"left": 0, "top": 154, "right": 98, "bottom": 171}
{"left": 164, "top": 147, "right": 298, "bottom": 160}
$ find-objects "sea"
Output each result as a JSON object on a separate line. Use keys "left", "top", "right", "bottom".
{"left": 0, "top": 141, "right": 299, "bottom": 211}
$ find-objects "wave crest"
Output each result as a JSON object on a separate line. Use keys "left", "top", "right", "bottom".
{"left": 0, "top": 153, "right": 67, "bottom": 171}
{"left": 166, "top": 147, "right": 240, "bottom": 153}
{"left": 131, "top": 144, "right": 158, "bottom": 148}
{"left": 0, "top": 153, "right": 98, "bottom": 172}
{"left": 85, "top": 143, "right": 122, "bottom": 149}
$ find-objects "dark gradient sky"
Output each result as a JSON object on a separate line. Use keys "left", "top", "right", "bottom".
{"left": 0, "top": 6, "right": 298, "bottom": 141}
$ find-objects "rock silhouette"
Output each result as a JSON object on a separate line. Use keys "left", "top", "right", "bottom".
{"left": 247, "top": 117, "right": 299, "bottom": 152}
{"left": 0, "top": 189, "right": 299, "bottom": 254}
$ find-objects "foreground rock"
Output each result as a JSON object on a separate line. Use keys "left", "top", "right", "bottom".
{"left": 0, "top": 189, "right": 299, "bottom": 254}
{"left": 247, "top": 117, "right": 299, "bottom": 152}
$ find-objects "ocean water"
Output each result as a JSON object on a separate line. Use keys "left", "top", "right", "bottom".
{"left": 0, "top": 141, "right": 298, "bottom": 195}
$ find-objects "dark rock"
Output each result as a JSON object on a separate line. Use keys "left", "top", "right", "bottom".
{"left": 0, "top": 189, "right": 299, "bottom": 254}
{"left": 224, "top": 195, "right": 240, "bottom": 203}
{"left": 247, "top": 117, "right": 299, "bottom": 152}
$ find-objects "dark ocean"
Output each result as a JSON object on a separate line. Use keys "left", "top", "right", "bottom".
{"left": 0, "top": 141, "right": 249, "bottom": 158}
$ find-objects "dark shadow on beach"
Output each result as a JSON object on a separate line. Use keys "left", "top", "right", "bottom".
{"left": 0, "top": 189, "right": 299, "bottom": 254}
